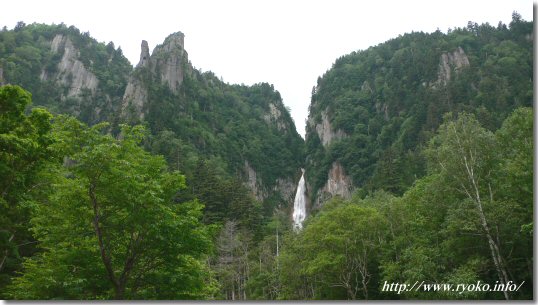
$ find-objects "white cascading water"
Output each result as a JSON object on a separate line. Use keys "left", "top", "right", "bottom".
{"left": 292, "top": 170, "right": 307, "bottom": 230}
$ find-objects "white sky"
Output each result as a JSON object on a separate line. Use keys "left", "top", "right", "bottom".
{"left": 0, "top": 0, "right": 533, "bottom": 137}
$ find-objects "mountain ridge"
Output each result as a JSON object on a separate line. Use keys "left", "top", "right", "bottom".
{"left": 0, "top": 23, "right": 305, "bottom": 212}
{"left": 303, "top": 15, "right": 533, "bottom": 208}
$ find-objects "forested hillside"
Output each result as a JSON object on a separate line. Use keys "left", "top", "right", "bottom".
{"left": 305, "top": 13, "right": 533, "bottom": 205}
{"left": 0, "top": 22, "right": 132, "bottom": 124}
{"left": 0, "top": 13, "right": 533, "bottom": 300}
{"left": 0, "top": 22, "right": 303, "bottom": 299}
{"left": 287, "top": 12, "right": 533, "bottom": 300}
{"left": 0, "top": 23, "right": 304, "bottom": 207}
{"left": 282, "top": 107, "right": 532, "bottom": 299}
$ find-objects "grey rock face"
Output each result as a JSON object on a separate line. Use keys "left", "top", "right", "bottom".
{"left": 244, "top": 160, "right": 266, "bottom": 201}
{"left": 50, "top": 34, "right": 64, "bottom": 53}
{"left": 122, "top": 79, "right": 148, "bottom": 120}
{"left": 121, "top": 32, "right": 189, "bottom": 120}
{"left": 314, "top": 108, "right": 347, "bottom": 147}
{"left": 262, "top": 103, "right": 288, "bottom": 131}
{"left": 44, "top": 34, "right": 99, "bottom": 98}
{"left": 437, "top": 46, "right": 470, "bottom": 86}
{"left": 275, "top": 177, "right": 299, "bottom": 205}
{"left": 150, "top": 33, "right": 187, "bottom": 93}
{"left": 314, "top": 161, "right": 353, "bottom": 207}
{"left": 244, "top": 160, "right": 302, "bottom": 205}
{"left": 138, "top": 40, "right": 150, "bottom": 68}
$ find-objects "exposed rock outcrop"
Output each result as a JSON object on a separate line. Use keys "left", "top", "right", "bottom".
{"left": 375, "top": 102, "right": 389, "bottom": 120}
{"left": 42, "top": 34, "right": 99, "bottom": 98}
{"left": 121, "top": 32, "right": 190, "bottom": 120}
{"left": 244, "top": 160, "right": 269, "bottom": 201}
{"left": 50, "top": 34, "right": 64, "bottom": 53}
{"left": 361, "top": 80, "right": 373, "bottom": 93}
{"left": 244, "top": 160, "right": 302, "bottom": 205}
{"left": 138, "top": 40, "right": 150, "bottom": 68}
{"left": 437, "top": 46, "right": 470, "bottom": 86}
{"left": 121, "top": 40, "right": 151, "bottom": 120}
{"left": 263, "top": 102, "right": 287, "bottom": 131}
{"left": 315, "top": 161, "right": 353, "bottom": 207}
{"left": 314, "top": 108, "right": 347, "bottom": 146}
{"left": 122, "top": 78, "right": 148, "bottom": 119}
{"left": 150, "top": 33, "right": 187, "bottom": 93}
{"left": 274, "top": 177, "right": 298, "bottom": 204}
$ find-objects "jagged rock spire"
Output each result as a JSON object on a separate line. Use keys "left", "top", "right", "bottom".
{"left": 138, "top": 40, "right": 150, "bottom": 68}
{"left": 151, "top": 32, "right": 187, "bottom": 93}
{"left": 121, "top": 32, "right": 191, "bottom": 121}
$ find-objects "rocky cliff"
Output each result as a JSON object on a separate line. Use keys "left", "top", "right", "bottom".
{"left": 244, "top": 160, "right": 264, "bottom": 201}
{"left": 305, "top": 106, "right": 353, "bottom": 207}
{"left": 436, "top": 46, "right": 470, "bottom": 86}
{"left": 308, "top": 107, "right": 347, "bottom": 147}
{"left": 121, "top": 40, "right": 150, "bottom": 120}
{"left": 0, "top": 24, "right": 305, "bottom": 212}
{"left": 121, "top": 32, "right": 191, "bottom": 121}
{"left": 41, "top": 34, "right": 99, "bottom": 98}
{"left": 0, "top": 24, "right": 132, "bottom": 124}
{"left": 150, "top": 33, "right": 188, "bottom": 93}
{"left": 314, "top": 161, "right": 353, "bottom": 207}
{"left": 304, "top": 22, "right": 533, "bottom": 208}
{"left": 117, "top": 32, "right": 304, "bottom": 207}
{"left": 262, "top": 102, "right": 288, "bottom": 131}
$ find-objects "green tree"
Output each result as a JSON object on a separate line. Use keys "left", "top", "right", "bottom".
{"left": 493, "top": 107, "right": 533, "bottom": 297}
{"left": 379, "top": 108, "right": 533, "bottom": 300}
{"left": 213, "top": 220, "right": 252, "bottom": 300}
{"left": 426, "top": 112, "right": 514, "bottom": 300}
{"left": 6, "top": 116, "right": 214, "bottom": 299}
{"left": 0, "top": 85, "right": 54, "bottom": 294}
{"left": 281, "top": 199, "right": 388, "bottom": 300}
{"left": 246, "top": 208, "right": 290, "bottom": 300}
{"left": 495, "top": 107, "right": 533, "bottom": 231}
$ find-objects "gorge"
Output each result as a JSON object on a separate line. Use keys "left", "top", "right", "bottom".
{"left": 0, "top": 14, "right": 533, "bottom": 300}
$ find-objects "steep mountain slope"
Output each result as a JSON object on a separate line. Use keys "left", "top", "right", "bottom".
{"left": 1, "top": 14, "right": 533, "bottom": 301}
{"left": 120, "top": 32, "right": 304, "bottom": 209}
{"left": 0, "top": 23, "right": 304, "bottom": 212}
{"left": 304, "top": 14, "right": 533, "bottom": 207}
{"left": 0, "top": 22, "right": 132, "bottom": 124}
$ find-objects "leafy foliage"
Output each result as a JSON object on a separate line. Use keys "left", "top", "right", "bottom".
{"left": 145, "top": 75, "right": 305, "bottom": 199}
{"left": 5, "top": 116, "right": 214, "bottom": 299}
{"left": 0, "top": 14, "right": 533, "bottom": 301}
{"left": 279, "top": 107, "right": 532, "bottom": 300}
{"left": 0, "top": 85, "right": 54, "bottom": 294}
{"left": 280, "top": 199, "right": 388, "bottom": 300}
{"left": 305, "top": 14, "right": 533, "bottom": 200}
{"left": 0, "top": 22, "right": 132, "bottom": 124}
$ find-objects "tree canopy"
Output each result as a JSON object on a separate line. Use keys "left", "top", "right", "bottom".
{"left": 5, "top": 116, "right": 214, "bottom": 299}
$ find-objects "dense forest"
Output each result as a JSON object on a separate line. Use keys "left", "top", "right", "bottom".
{"left": 305, "top": 12, "right": 533, "bottom": 202}
{"left": 0, "top": 13, "right": 533, "bottom": 300}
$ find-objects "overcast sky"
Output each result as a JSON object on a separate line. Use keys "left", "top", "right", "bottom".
{"left": 1, "top": 0, "right": 533, "bottom": 137}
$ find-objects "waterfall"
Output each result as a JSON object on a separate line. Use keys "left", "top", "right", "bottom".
{"left": 292, "top": 170, "right": 307, "bottom": 230}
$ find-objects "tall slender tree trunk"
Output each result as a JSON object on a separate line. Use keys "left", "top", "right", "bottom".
{"left": 460, "top": 152, "right": 511, "bottom": 300}
{"left": 475, "top": 191, "right": 510, "bottom": 300}
{"left": 346, "top": 286, "right": 356, "bottom": 300}
{"left": 449, "top": 125, "right": 512, "bottom": 300}
{"left": 114, "top": 284, "right": 125, "bottom": 300}
{"left": 90, "top": 183, "right": 121, "bottom": 297}
{"left": 0, "top": 234, "right": 14, "bottom": 272}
